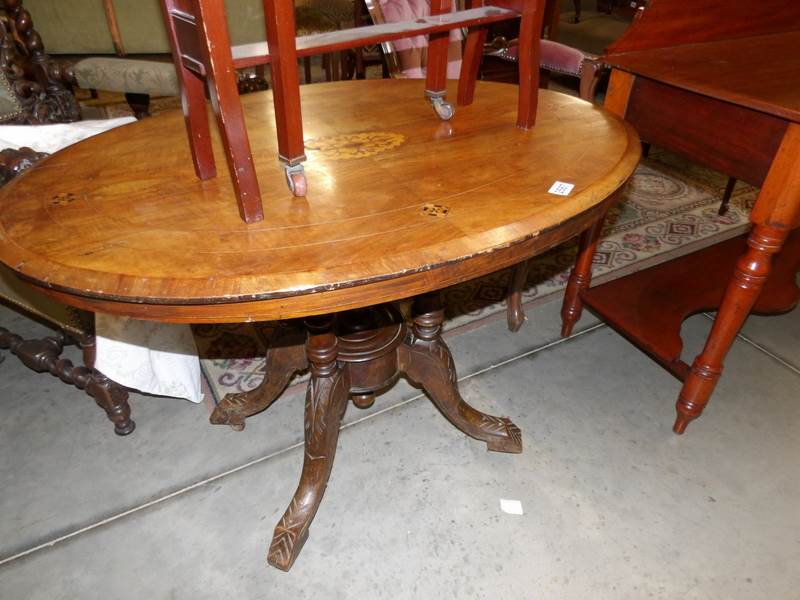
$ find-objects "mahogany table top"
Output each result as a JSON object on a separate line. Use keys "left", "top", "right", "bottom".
{"left": 0, "top": 80, "right": 639, "bottom": 323}
{"left": 604, "top": 31, "right": 800, "bottom": 123}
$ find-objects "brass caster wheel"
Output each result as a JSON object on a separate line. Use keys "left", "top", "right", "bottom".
{"left": 285, "top": 164, "right": 307, "bottom": 197}
{"left": 431, "top": 96, "right": 455, "bottom": 121}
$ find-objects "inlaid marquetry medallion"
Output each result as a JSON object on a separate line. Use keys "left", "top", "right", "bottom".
{"left": 305, "top": 132, "right": 406, "bottom": 160}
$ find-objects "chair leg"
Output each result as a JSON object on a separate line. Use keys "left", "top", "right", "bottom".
{"left": 181, "top": 68, "right": 217, "bottom": 181}
{"left": 124, "top": 92, "right": 151, "bottom": 118}
{"left": 457, "top": 26, "right": 487, "bottom": 107}
{"left": 719, "top": 177, "right": 736, "bottom": 216}
{"left": 194, "top": 0, "right": 264, "bottom": 222}
{"left": 161, "top": 0, "right": 217, "bottom": 181}
{"left": 81, "top": 338, "right": 135, "bottom": 435}
{"left": 331, "top": 51, "right": 342, "bottom": 81}
{"left": 571, "top": 0, "right": 581, "bottom": 23}
{"left": 263, "top": 0, "right": 308, "bottom": 195}
{"left": 323, "top": 54, "right": 332, "bottom": 81}
{"left": 0, "top": 328, "right": 135, "bottom": 435}
{"left": 425, "top": 0, "right": 454, "bottom": 120}
{"left": 515, "top": 0, "right": 546, "bottom": 129}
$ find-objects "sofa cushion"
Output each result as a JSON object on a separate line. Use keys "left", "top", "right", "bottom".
{"left": 73, "top": 57, "right": 180, "bottom": 97}
{"left": 25, "top": 0, "right": 269, "bottom": 55}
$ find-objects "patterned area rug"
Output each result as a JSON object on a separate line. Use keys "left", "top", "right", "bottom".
{"left": 194, "top": 148, "right": 758, "bottom": 403}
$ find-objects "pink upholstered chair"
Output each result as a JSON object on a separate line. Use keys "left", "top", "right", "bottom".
{"left": 377, "top": 0, "right": 463, "bottom": 79}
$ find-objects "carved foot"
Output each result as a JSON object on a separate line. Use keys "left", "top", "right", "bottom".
{"left": 399, "top": 294, "right": 522, "bottom": 453}
{"left": 210, "top": 327, "right": 307, "bottom": 430}
{"left": 267, "top": 315, "right": 351, "bottom": 571}
{"left": 89, "top": 372, "right": 135, "bottom": 435}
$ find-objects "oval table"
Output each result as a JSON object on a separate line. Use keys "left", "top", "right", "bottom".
{"left": 0, "top": 80, "right": 640, "bottom": 570}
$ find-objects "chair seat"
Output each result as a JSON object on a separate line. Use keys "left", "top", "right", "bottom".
{"left": 73, "top": 57, "right": 181, "bottom": 97}
{"left": 486, "top": 38, "right": 591, "bottom": 77}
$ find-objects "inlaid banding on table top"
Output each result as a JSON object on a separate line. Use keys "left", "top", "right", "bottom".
{"left": 0, "top": 81, "right": 641, "bottom": 311}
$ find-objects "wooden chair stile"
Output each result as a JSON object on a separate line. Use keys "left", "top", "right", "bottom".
{"left": 161, "top": 0, "right": 264, "bottom": 223}
{"left": 262, "top": 0, "right": 307, "bottom": 194}
{"left": 424, "top": 0, "right": 456, "bottom": 119}
{"left": 457, "top": 0, "right": 489, "bottom": 107}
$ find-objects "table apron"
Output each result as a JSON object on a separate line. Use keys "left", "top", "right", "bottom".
{"left": 625, "top": 75, "right": 788, "bottom": 188}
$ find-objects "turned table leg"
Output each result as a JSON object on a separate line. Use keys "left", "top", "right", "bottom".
{"left": 400, "top": 293, "right": 522, "bottom": 453}
{"left": 561, "top": 215, "right": 605, "bottom": 337}
{"left": 675, "top": 123, "right": 800, "bottom": 433}
{"left": 268, "top": 315, "right": 351, "bottom": 571}
{"left": 674, "top": 225, "right": 789, "bottom": 433}
{"left": 210, "top": 324, "right": 307, "bottom": 430}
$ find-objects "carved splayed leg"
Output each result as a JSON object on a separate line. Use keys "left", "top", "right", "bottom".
{"left": 210, "top": 324, "right": 307, "bottom": 430}
{"left": 268, "top": 315, "right": 351, "bottom": 571}
{"left": 399, "top": 293, "right": 522, "bottom": 453}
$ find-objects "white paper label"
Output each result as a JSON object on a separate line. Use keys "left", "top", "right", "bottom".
{"left": 500, "top": 498, "right": 524, "bottom": 515}
{"left": 548, "top": 181, "right": 575, "bottom": 196}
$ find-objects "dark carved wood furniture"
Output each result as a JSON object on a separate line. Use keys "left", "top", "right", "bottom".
{"left": 558, "top": 0, "right": 800, "bottom": 433}
{"left": 0, "top": 0, "right": 80, "bottom": 123}
{"left": 161, "top": 0, "right": 550, "bottom": 223}
{"left": 0, "top": 5, "right": 135, "bottom": 434}
{"left": 0, "top": 80, "right": 640, "bottom": 569}
{"left": 0, "top": 148, "right": 135, "bottom": 435}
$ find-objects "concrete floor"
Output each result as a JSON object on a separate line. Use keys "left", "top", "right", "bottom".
{"left": 1, "top": 293, "right": 798, "bottom": 599}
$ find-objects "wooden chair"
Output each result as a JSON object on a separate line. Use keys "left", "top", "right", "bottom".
{"left": 160, "top": 0, "right": 549, "bottom": 223}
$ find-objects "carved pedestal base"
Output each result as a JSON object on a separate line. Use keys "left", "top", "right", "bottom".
{"left": 210, "top": 294, "right": 522, "bottom": 571}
